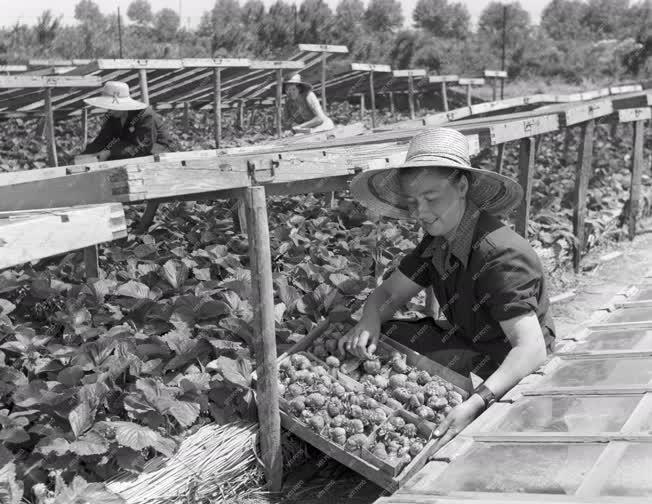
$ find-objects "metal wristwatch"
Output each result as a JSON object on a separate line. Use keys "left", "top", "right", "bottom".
{"left": 473, "top": 384, "right": 496, "bottom": 410}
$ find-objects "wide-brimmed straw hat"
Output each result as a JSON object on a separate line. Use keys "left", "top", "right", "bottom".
{"left": 350, "top": 128, "right": 523, "bottom": 219}
{"left": 283, "top": 73, "right": 313, "bottom": 93}
{"left": 83, "top": 81, "right": 148, "bottom": 111}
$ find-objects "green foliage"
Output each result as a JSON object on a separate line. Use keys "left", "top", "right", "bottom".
{"left": 364, "top": 0, "right": 404, "bottom": 32}
{"left": 413, "top": 0, "right": 470, "bottom": 39}
{"left": 126, "top": 0, "right": 153, "bottom": 26}
{"left": 541, "top": 0, "right": 590, "bottom": 40}
{"left": 297, "top": 0, "right": 335, "bottom": 44}
{"left": 153, "top": 8, "right": 180, "bottom": 43}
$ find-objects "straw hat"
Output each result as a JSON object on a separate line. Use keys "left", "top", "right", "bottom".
{"left": 83, "top": 81, "right": 148, "bottom": 111}
{"left": 283, "top": 73, "right": 313, "bottom": 93}
{"left": 350, "top": 128, "right": 523, "bottom": 219}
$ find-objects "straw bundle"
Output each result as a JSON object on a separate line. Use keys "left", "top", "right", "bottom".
{"left": 107, "top": 422, "right": 266, "bottom": 504}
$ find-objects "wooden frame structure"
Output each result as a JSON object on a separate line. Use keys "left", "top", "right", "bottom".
{"left": 484, "top": 69, "right": 508, "bottom": 101}
{"left": 392, "top": 69, "right": 428, "bottom": 120}
{"left": 351, "top": 63, "right": 392, "bottom": 128}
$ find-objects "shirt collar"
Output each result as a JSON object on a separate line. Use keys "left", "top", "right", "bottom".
{"left": 419, "top": 200, "right": 481, "bottom": 271}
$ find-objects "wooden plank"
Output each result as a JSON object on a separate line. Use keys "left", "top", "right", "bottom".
{"left": 245, "top": 186, "right": 282, "bottom": 491}
{"left": 95, "top": 59, "right": 183, "bottom": 70}
{"left": 457, "top": 78, "right": 485, "bottom": 86}
{"left": 393, "top": 69, "right": 427, "bottom": 78}
{"left": 471, "top": 433, "right": 652, "bottom": 443}
{"left": 138, "top": 69, "right": 149, "bottom": 105}
{"left": 351, "top": 63, "right": 391, "bottom": 72}
{"left": 0, "top": 65, "right": 28, "bottom": 72}
{"left": 0, "top": 203, "right": 126, "bottom": 269}
{"left": 275, "top": 68, "right": 283, "bottom": 138}
{"left": 213, "top": 68, "right": 221, "bottom": 149}
{"left": 490, "top": 114, "right": 559, "bottom": 145}
{"left": 572, "top": 119, "right": 595, "bottom": 272}
{"left": 44, "top": 88, "right": 58, "bottom": 167}
{"left": 588, "top": 320, "right": 652, "bottom": 331}
{"left": 614, "top": 300, "right": 652, "bottom": 309}
{"left": 29, "top": 58, "right": 91, "bottom": 66}
{"left": 298, "top": 43, "right": 348, "bottom": 53}
{"left": 484, "top": 70, "right": 508, "bottom": 78}
{"left": 611, "top": 84, "right": 644, "bottom": 95}
{"left": 618, "top": 107, "right": 651, "bottom": 123}
{"left": 441, "top": 83, "right": 449, "bottom": 111}
{"left": 515, "top": 137, "right": 535, "bottom": 237}
{"left": 564, "top": 99, "right": 613, "bottom": 127}
{"left": 380, "top": 492, "right": 652, "bottom": 503}
{"left": 523, "top": 386, "right": 652, "bottom": 396}
{"left": 628, "top": 119, "right": 645, "bottom": 239}
{"left": 611, "top": 92, "right": 652, "bottom": 110}
{"left": 0, "top": 166, "right": 66, "bottom": 185}
{"left": 249, "top": 60, "right": 305, "bottom": 70}
{"left": 574, "top": 441, "right": 629, "bottom": 497}
{"left": 180, "top": 58, "right": 251, "bottom": 68}
{"left": 429, "top": 75, "right": 459, "bottom": 83}
{"left": 0, "top": 75, "right": 101, "bottom": 88}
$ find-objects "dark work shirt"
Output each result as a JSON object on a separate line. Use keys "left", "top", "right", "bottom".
{"left": 398, "top": 202, "right": 556, "bottom": 366}
{"left": 83, "top": 107, "right": 177, "bottom": 160}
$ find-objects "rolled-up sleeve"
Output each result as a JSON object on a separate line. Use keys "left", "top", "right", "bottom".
{"left": 475, "top": 245, "right": 542, "bottom": 321}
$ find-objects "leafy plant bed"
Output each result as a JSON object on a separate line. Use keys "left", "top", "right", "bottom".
{"left": 274, "top": 317, "right": 472, "bottom": 491}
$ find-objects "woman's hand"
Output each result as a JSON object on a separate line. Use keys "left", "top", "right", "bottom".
{"left": 97, "top": 149, "right": 111, "bottom": 161}
{"left": 434, "top": 394, "right": 485, "bottom": 447}
{"left": 337, "top": 316, "right": 381, "bottom": 359}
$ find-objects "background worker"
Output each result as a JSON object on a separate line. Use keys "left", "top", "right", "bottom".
{"left": 81, "top": 81, "right": 179, "bottom": 233}
{"left": 282, "top": 73, "right": 334, "bottom": 134}
{"left": 337, "top": 127, "right": 556, "bottom": 447}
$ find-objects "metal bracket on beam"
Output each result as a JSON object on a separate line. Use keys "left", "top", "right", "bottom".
{"left": 248, "top": 159, "right": 277, "bottom": 184}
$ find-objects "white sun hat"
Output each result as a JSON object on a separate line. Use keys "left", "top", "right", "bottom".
{"left": 83, "top": 81, "right": 148, "bottom": 111}
{"left": 282, "top": 73, "right": 313, "bottom": 93}
{"left": 350, "top": 127, "right": 523, "bottom": 219}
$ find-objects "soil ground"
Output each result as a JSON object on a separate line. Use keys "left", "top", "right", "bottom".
{"left": 274, "top": 218, "right": 652, "bottom": 504}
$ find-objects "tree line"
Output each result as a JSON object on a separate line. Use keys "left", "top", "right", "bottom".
{"left": 1, "top": 0, "right": 651, "bottom": 83}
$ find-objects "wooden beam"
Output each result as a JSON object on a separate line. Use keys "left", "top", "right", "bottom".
{"left": 180, "top": 58, "right": 251, "bottom": 68}
{"left": 457, "top": 77, "right": 485, "bottom": 86}
{"left": 428, "top": 75, "right": 459, "bottom": 83}
{"left": 490, "top": 114, "right": 559, "bottom": 145}
{"left": 298, "top": 43, "right": 348, "bottom": 53}
{"left": 29, "top": 58, "right": 91, "bottom": 66}
{"left": 441, "top": 82, "right": 449, "bottom": 111}
{"left": 321, "top": 52, "right": 327, "bottom": 111}
{"left": 183, "top": 102, "right": 189, "bottom": 132}
{"left": 244, "top": 186, "right": 282, "bottom": 491}
{"left": 0, "top": 65, "right": 28, "bottom": 72}
{"left": 81, "top": 106, "right": 88, "bottom": 150}
{"left": 249, "top": 60, "right": 305, "bottom": 70}
{"left": 138, "top": 69, "right": 149, "bottom": 105}
{"left": 0, "top": 203, "right": 126, "bottom": 270}
{"left": 392, "top": 69, "right": 427, "bottom": 78}
{"left": 388, "top": 91, "right": 395, "bottom": 116}
{"left": 95, "top": 59, "right": 183, "bottom": 70}
{"left": 618, "top": 107, "right": 652, "bottom": 123}
{"left": 275, "top": 68, "right": 283, "bottom": 138}
{"left": 369, "top": 70, "right": 376, "bottom": 128}
{"left": 0, "top": 75, "right": 101, "bottom": 88}
{"left": 563, "top": 99, "right": 613, "bottom": 127}
{"left": 484, "top": 69, "right": 508, "bottom": 78}
{"left": 44, "top": 88, "right": 58, "bottom": 167}
{"left": 515, "top": 137, "right": 535, "bottom": 237}
{"left": 351, "top": 63, "right": 391, "bottom": 72}
{"left": 213, "top": 67, "right": 222, "bottom": 149}
{"left": 359, "top": 93, "right": 365, "bottom": 120}
{"left": 628, "top": 119, "right": 645, "bottom": 240}
{"left": 0, "top": 167, "right": 66, "bottom": 186}
{"left": 408, "top": 75, "right": 416, "bottom": 120}
{"left": 573, "top": 119, "right": 595, "bottom": 272}
{"left": 611, "top": 92, "right": 652, "bottom": 110}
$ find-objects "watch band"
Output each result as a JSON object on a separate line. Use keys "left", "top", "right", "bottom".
{"left": 473, "top": 383, "right": 496, "bottom": 410}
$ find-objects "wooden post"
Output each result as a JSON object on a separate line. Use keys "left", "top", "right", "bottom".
{"left": 276, "top": 69, "right": 283, "bottom": 138}
{"left": 628, "top": 119, "right": 645, "bottom": 240}
{"left": 83, "top": 245, "right": 99, "bottom": 279}
{"left": 138, "top": 69, "right": 149, "bottom": 105}
{"left": 572, "top": 119, "right": 595, "bottom": 272}
{"left": 321, "top": 52, "right": 327, "bottom": 111}
{"left": 515, "top": 137, "right": 535, "bottom": 238}
{"left": 388, "top": 91, "right": 395, "bottom": 116}
{"left": 563, "top": 127, "right": 574, "bottom": 166}
{"left": 183, "top": 102, "right": 189, "bottom": 133}
{"left": 359, "top": 93, "right": 366, "bottom": 121}
{"left": 496, "top": 143, "right": 505, "bottom": 175}
{"left": 441, "top": 82, "right": 449, "bottom": 112}
{"left": 492, "top": 78, "right": 497, "bottom": 101}
{"left": 81, "top": 106, "right": 88, "bottom": 150}
{"left": 214, "top": 70, "right": 223, "bottom": 146}
{"left": 466, "top": 83, "right": 472, "bottom": 108}
{"left": 238, "top": 100, "right": 245, "bottom": 130}
{"left": 44, "top": 88, "right": 58, "bottom": 167}
{"left": 369, "top": 70, "right": 376, "bottom": 129}
{"left": 408, "top": 75, "right": 415, "bottom": 120}
{"left": 244, "top": 185, "right": 282, "bottom": 492}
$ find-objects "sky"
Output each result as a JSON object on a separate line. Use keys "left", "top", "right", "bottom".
{"left": 2, "top": 0, "right": 550, "bottom": 28}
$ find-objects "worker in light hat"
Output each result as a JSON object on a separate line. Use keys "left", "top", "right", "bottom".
{"left": 337, "top": 127, "right": 556, "bottom": 447}
{"left": 81, "top": 81, "right": 177, "bottom": 161}
{"left": 282, "top": 73, "right": 334, "bottom": 134}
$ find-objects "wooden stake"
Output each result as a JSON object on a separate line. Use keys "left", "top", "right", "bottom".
{"left": 466, "top": 83, "right": 472, "bottom": 108}
{"left": 573, "top": 119, "right": 595, "bottom": 272}
{"left": 408, "top": 75, "right": 415, "bottom": 120}
{"left": 276, "top": 68, "right": 283, "bottom": 138}
{"left": 441, "top": 82, "right": 449, "bottom": 112}
{"left": 359, "top": 93, "right": 365, "bottom": 121}
{"left": 492, "top": 78, "right": 497, "bottom": 101}
{"left": 369, "top": 70, "right": 376, "bottom": 129}
{"left": 321, "top": 52, "right": 327, "bottom": 111}
{"left": 496, "top": 143, "right": 505, "bottom": 174}
{"left": 44, "top": 87, "right": 58, "bottom": 167}
{"left": 237, "top": 197, "right": 247, "bottom": 234}
{"left": 628, "top": 119, "right": 645, "bottom": 240}
{"left": 138, "top": 69, "right": 149, "bottom": 104}
{"left": 81, "top": 106, "right": 88, "bottom": 150}
{"left": 83, "top": 245, "right": 99, "bottom": 279}
{"left": 515, "top": 137, "right": 535, "bottom": 238}
{"left": 213, "top": 68, "right": 221, "bottom": 149}
{"left": 244, "top": 186, "right": 282, "bottom": 492}
{"left": 183, "top": 102, "right": 189, "bottom": 133}
{"left": 238, "top": 100, "right": 245, "bottom": 130}
{"left": 563, "top": 127, "right": 573, "bottom": 166}
{"left": 388, "top": 91, "right": 395, "bottom": 116}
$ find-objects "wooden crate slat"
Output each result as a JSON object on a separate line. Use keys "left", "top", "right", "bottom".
{"left": 618, "top": 107, "right": 651, "bottom": 123}
{"left": 393, "top": 69, "right": 427, "bottom": 77}
{"left": 564, "top": 99, "right": 614, "bottom": 126}
{"left": 298, "top": 44, "right": 349, "bottom": 53}
{"left": 0, "top": 75, "right": 102, "bottom": 88}
{"left": 249, "top": 60, "right": 306, "bottom": 70}
{"left": 457, "top": 78, "right": 486, "bottom": 86}
{"left": 484, "top": 70, "right": 508, "bottom": 78}
{"left": 489, "top": 114, "right": 559, "bottom": 145}
{"left": 180, "top": 58, "right": 251, "bottom": 68}
{"left": 351, "top": 63, "right": 392, "bottom": 72}
{"left": 428, "top": 75, "right": 459, "bottom": 83}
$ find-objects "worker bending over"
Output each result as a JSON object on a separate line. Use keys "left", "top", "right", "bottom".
{"left": 338, "top": 128, "right": 556, "bottom": 446}
{"left": 283, "top": 73, "right": 334, "bottom": 134}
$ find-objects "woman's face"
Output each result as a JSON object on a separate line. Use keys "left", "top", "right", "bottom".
{"left": 286, "top": 84, "right": 300, "bottom": 100}
{"left": 399, "top": 168, "right": 468, "bottom": 237}
{"left": 109, "top": 110, "right": 128, "bottom": 119}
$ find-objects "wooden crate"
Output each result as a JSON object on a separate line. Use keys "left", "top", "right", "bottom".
{"left": 276, "top": 318, "right": 474, "bottom": 491}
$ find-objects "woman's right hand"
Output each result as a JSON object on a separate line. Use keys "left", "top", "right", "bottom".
{"left": 337, "top": 315, "right": 382, "bottom": 359}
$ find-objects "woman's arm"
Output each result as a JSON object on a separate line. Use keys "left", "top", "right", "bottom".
{"left": 83, "top": 116, "right": 116, "bottom": 154}
{"left": 296, "top": 92, "right": 330, "bottom": 129}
